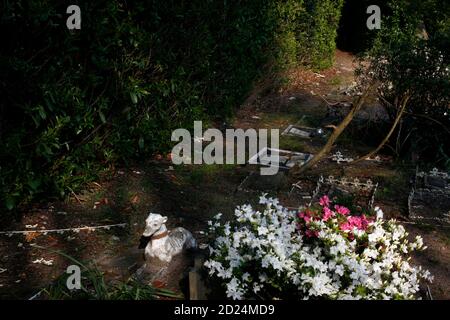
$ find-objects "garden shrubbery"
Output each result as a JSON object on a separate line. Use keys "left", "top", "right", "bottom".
{"left": 298, "top": 0, "right": 344, "bottom": 69}
{"left": 361, "top": 0, "right": 450, "bottom": 167}
{"left": 205, "top": 195, "right": 432, "bottom": 300}
{"left": 0, "top": 1, "right": 343, "bottom": 213}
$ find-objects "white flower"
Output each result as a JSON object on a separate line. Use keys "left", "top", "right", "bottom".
{"left": 335, "top": 264, "right": 345, "bottom": 276}
{"left": 363, "top": 248, "right": 378, "bottom": 259}
{"left": 224, "top": 222, "right": 231, "bottom": 236}
{"left": 204, "top": 195, "right": 432, "bottom": 300}
{"left": 308, "top": 274, "right": 336, "bottom": 296}
{"left": 253, "top": 283, "right": 262, "bottom": 293}
{"left": 257, "top": 226, "right": 269, "bottom": 236}
{"left": 368, "top": 226, "right": 384, "bottom": 243}
{"left": 226, "top": 278, "right": 245, "bottom": 300}
{"left": 374, "top": 206, "right": 384, "bottom": 220}
{"left": 259, "top": 273, "right": 268, "bottom": 282}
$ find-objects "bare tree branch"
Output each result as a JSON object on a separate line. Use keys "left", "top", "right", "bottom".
{"left": 291, "top": 86, "right": 372, "bottom": 175}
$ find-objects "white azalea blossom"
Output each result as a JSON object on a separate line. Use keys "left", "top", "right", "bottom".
{"left": 204, "top": 195, "right": 432, "bottom": 300}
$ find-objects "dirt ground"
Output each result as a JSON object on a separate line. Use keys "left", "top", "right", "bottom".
{"left": 1, "top": 50, "right": 449, "bottom": 300}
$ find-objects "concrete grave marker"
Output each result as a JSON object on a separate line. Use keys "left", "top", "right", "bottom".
{"left": 415, "top": 168, "right": 450, "bottom": 190}
{"left": 408, "top": 189, "right": 450, "bottom": 226}
{"left": 248, "top": 147, "right": 313, "bottom": 170}
{"left": 409, "top": 168, "right": 450, "bottom": 226}
{"left": 282, "top": 125, "right": 325, "bottom": 139}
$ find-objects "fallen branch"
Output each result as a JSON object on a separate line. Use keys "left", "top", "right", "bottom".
{"left": 67, "top": 187, "right": 82, "bottom": 204}
{"left": 318, "top": 94, "right": 341, "bottom": 106}
{"left": 292, "top": 86, "right": 372, "bottom": 175}
{"left": 351, "top": 94, "right": 410, "bottom": 165}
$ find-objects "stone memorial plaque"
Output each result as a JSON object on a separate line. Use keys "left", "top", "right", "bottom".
{"left": 409, "top": 168, "right": 450, "bottom": 226}
{"left": 248, "top": 147, "right": 313, "bottom": 170}
{"left": 415, "top": 168, "right": 450, "bottom": 190}
{"left": 282, "top": 125, "right": 325, "bottom": 139}
{"left": 408, "top": 189, "right": 450, "bottom": 226}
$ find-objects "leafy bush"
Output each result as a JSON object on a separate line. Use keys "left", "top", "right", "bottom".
{"left": 298, "top": 0, "right": 345, "bottom": 69}
{"left": 205, "top": 195, "right": 432, "bottom": 300}
{"left": 361, "top": 0, "right": 450, "bottom": 167}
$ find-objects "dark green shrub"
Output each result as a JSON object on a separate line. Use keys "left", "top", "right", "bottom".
{"left": 362, "top": 0, "right": 450, "bottom": 167}
{"left": 298, "top": 0, "right": 345, "bottom": 69}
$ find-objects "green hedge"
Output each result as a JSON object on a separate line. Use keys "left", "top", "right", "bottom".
{"left": 0, "top": 0, "right": 343, "bottom": 212}
{"left": 299, "top": 0, "right": 345, "bottom": 69}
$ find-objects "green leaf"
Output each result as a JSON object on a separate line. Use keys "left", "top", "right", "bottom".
{"left": 130, "top": 92, "right": 138, "bottom": 104}
{"left": 99, "top": 111, "right": 106, "bottom": 124}
{"left": 28, "top": 179, "right": 41, "bottom": 191}
{"left": 5, "top": 197, "right": 15, "bottom": 210}
{"left": 138, "top": 137, "right": 144, "bottom": 149}
{"left": 38, "top": 106, "right": 47, "bottom": 120}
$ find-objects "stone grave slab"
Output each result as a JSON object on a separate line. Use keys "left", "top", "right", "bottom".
{"left": 248, "top": 147, "right": 313, "bottom": 170}
{"left": 409, "top": 168, "right": 450, "bottom": 226}
{"left": 415, "top": 168, "right": 450, "bottom": 190}
{"left": 282, "top": 125, "right": 325, "bottom": 139}
{"left": 408, "top": 189, "right": 450, "bottom": 226}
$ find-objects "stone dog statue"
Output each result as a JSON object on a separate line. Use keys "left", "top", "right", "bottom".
{"left": 139, "top": 213, "right": 197, "bottom": 263}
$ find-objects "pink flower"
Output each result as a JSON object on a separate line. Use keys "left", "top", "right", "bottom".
{"left": 298, "top": 211, "right": 311, "bottom": 223}
{"left": 340, "top": 222, "right": 352, "bottom": 231}
{"left": 341, "top": 215, "right": 371, "bottom": 231}
{"left": 359, "top": 215, "right": 371, "bottom": 229}
{"left": 319, "top": 195, "right": 330, "bottom": 207}
{"left": 305, "top": 230, "right": 318, "bottom": 238}
{"left": 322, "top": 207, "right": 334, "bottom": 221}
{"left": 347, "top": 216, "right": 363, "bottom": 229}
{"left": 334, "top": 205, "right": 350, "bottom": 216}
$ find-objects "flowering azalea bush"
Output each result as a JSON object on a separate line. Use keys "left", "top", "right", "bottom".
{"left": 204, "top": 194, "right": 432, "bottom": 300}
